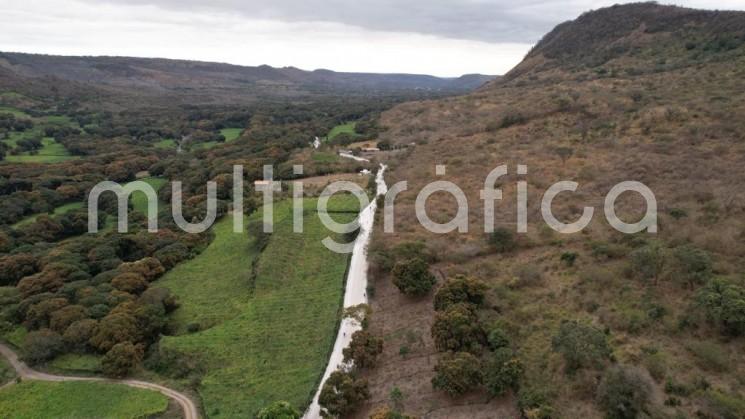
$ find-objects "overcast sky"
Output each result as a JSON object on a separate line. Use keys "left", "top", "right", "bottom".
{"left": 1, "top": 0, "right": 744, "bottom": 77}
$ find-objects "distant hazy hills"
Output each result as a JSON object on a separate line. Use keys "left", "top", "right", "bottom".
{"left": 0, "top": 52, "right": 496, "bottom": 104}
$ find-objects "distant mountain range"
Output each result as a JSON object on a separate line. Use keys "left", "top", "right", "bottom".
{"left": 0, "top": 52, "right": 496, "bottom": 105}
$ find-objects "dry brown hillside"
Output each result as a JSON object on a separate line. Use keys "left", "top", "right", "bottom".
{"left": 356, "top": 3, "right": 745, "bottom": 418}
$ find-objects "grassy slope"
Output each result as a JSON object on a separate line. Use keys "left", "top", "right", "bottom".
{"left": 0, "top": 381, "right": 168, "bottom": 419}
{"left": 130, "top": 177, "right": 168, "bottom": 214}
{"left": 154, "top": 139, "right": 177, "bottom": 149}
{"left": 159, "top": 197, "right": 358, "bottom": 417}
{"left": 0, "top": 107, "right": 30, "bottom": 118}
{"left": 220, "top": 128, "right": 243, "bottom": 142}
{"left": 2, "top": 110, "right": 79, "bottom": 163}
{"left": 12, "top": 202, "right": 84, "bottom": 228}
{"left": 49, "top": 353, "right": 102, "bottom": 374}
{"left": 327, "top": 122, "right": 358, "bottom": 140}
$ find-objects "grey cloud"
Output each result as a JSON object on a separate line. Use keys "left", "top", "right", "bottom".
{"left": 85, "top": 0, "right": 745, "bottom": 43}
{"left": 83, "top": 0, "right": 601, "bottom": 43}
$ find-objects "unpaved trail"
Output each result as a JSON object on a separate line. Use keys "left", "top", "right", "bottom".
{"left": 304, "top": 164, "right": 387, "bottom": 419}
{"left": 0, "top": 343, "right": 199, "bottom": 419}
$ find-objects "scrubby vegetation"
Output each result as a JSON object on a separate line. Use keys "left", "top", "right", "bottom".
{"left": 358, "top": 3, "right": 745, "bottom": 417}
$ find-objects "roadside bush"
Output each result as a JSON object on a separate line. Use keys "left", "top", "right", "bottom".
{"left": 89, "top": 311, "right": 139, "bottom": 352}
{"left": 552, "top": 320, "right": 611, "bottom": 372}
{"left": 392, "top": 241, "right": 436, "bottom": 263}
{"left": 62, "top": 318, "right": 98, "bottom": 350}
{"left": 342, "top": 330, "right": 383, "bottom": 369}
{"left": 431, "top": 303, "right": 486, "bottom": 353}
{"left": 102, "top": 341, "right": 143, "bottom": 378}
{"left": 431, "top": 351, "right": 483, "bottom": 397}
{"left": 392, "top": 257, "right": 436, "bottom": 297}
{"left": 256, "top": 401, "right": 301, "bottom": 419}
{"left": 433, "top": 275, "right": 488, "bottom": 311}
{"left": 484, "top": 348, "right": 523, "bottom": 396}
{"left": 488, "top": 228, "right": 517, "bottom": 253}
{"left": 144, "top": 345, "right": 203, "bottom": 380}
{"left": 596, "top": 365, "right": 652, "bottom": 419}
{"left": 319, "top": 370, "right": 370, "bottom": 418}
{"left": 22, "top": 328, "right": 64, "bottom": 365}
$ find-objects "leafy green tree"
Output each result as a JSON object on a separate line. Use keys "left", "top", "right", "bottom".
{"left": 596, "top": 365, "right": 652, "bottom": 419}
{"left": 343, "top": 330, "right": 383, "bottom": 369}
{"left": 102, "top": 342, "right": 144, "bottom": 378}
{"left": 488, "top": 228, "right": 516, "bottom": 253}
{"left": 431, "top": 351, "right": 483, "bottom": 397}
{"left": 389, "top": 386, "right": 405, "bottom": 412}
{"left": 22, "top": 329, "right": 64, "bottom": 365}
{"left": 89, "top": 311, "right": 139, "bottom": 352}
{"left": 111, "top": 272, "right": 148, "bottom": 295}
{"left": 431, "top": 303, "right": 486, "bottom": 353}
{"left": 698, "top": 278, "right": 745, "bottom": 336}
{"left": 434, "top": 275, "right": 488, "bottom": 311}
{"left": 0, "top": 253, "right": 38, "bottom": 286}
{"left": 551, "top": 320, "right": 611, "bottom": 372}
{"left": 487, "top": 325, "right": 511, "bottom": 351}
{"left": 63, "top": 319, "right": 98, "bottom": 350}
{"left": 256, "top": 401, "right": 301, "bottom": 419}
{"left": 672, "top": 245, "right": 712, "bottom": 288}
{"left": 49, "top": 304, "right": 87, "bottom": 333}
{"left": 319, "top": 371, "right": 370, "bottom": 418}
{"left": 484, "top": 348, "right": 524, "bottom": 396}
{"left": 392, "top": 257, "right": 436, "bottom": 297}
{"left": 629, "top": 242, "right": 667, "bottom": 284}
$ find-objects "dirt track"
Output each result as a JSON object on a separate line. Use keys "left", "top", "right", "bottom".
{"left": 0, "top": 343, "right": 199, "bottom": 419}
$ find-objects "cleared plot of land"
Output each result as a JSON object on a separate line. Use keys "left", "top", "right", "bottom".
{"left": 0, "top": 106, "right": 30, "bottom": 118}
{"left": 159, "top": 197, "right": 359, "bottom": 417}
{"left": 12, "top": 201, "right": 84, "bottom": 228}
{"left": 2, "top": 110, "right": 80, "bottom": 163}
{"left": 327, "top": 121, "right": 359, "bottom": 140}
{"left": 49, "top": 353, "right": 102, "bottom": 374}
{"left": 129, "top": 177, "right": 168, "bottom": 214}
{"left": 4, "top": 137, "right": 78, "bottom": 164}
{"left": 191, "top": 141, "right": 218, "bottom": 150}
{"left": 220, "top": 128, "right": 243, "bottom": 142}
{"left": 311, "top": 151, "right": 340, "bottom": 163}
{"left": 154, "top": 138, "right": 177, "bottom": 149}
{"left": 0, "top": 381, "right": 168, "bottom": 419}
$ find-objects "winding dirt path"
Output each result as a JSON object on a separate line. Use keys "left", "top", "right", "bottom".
{"left": 0, "top": 343, "right": 199, "bottom": 419}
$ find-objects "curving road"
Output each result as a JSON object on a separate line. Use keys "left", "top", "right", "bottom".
{"left": 0, "top": 343, "right": 199, "bottom": 419}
